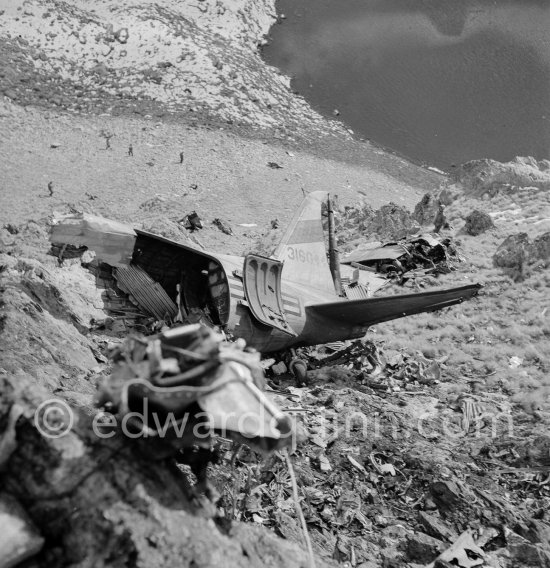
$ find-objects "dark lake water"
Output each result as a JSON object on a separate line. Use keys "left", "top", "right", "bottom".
{"left": 263, "top": 0, "right": 550, "bottom": 171}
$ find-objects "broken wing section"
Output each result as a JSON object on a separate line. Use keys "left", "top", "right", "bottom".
{"left": 243, "top": 254, "right": 297, "bottom": 336}
{"left": 50, "top": 214, "right": 136, "bottom": 266}
{"left": 306, "top": 284, "right": 481, "bottom": 327}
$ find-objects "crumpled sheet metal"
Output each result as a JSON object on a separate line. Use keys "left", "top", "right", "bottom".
{"left": 341, "top": 233, "right": 452, "bottom": 267}
{"left": 342, "top": 243, "right": 406, "bottom": 264}
{"left": 97, "top": 324, "right": 293, "bottom": 454}
{"left": 114, "top": 264, "right": 178, "bottom": 320}
{"left": 50, "top": 213, "right": 137, "bottom": 265}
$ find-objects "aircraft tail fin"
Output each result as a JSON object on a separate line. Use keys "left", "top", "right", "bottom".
{"left": 306, "top": 283, "right": 481, "bottom": 327}
{"left": 273, "top": 191, "right": 336, "bottom": 294}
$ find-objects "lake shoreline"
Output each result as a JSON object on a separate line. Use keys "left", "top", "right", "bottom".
{"left": 263, "top": 0, "right": 550, "bottom": 171}
{"left": 0, "top": 0, "right": 446, "bottom": 195}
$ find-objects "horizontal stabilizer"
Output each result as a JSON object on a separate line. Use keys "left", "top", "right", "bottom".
{"left": 307, "top": 284, "right": 481, "bottom": 327}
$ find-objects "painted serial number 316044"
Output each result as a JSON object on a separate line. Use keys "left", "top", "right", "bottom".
{"left": 286, "top": 247, "right": 321, "bottom": 265}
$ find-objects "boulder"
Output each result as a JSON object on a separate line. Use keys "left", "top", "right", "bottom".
{"left": 493, "top": 233, "right": 550, "bottom": 274}
{"left": 464, "top": 210, "right": 495, "bottom": 236}
{"left": 369, "top": 203, "right": 420, "bottom": 239}
{"left": 335, "top": 202, "right": 420, "bottom": 244}
{"left": 527, "top": 232, "right": 550, "bottom": 268}
{"left": 493, "top": 233, "right": 529, "bottom": 270}
{"left": 414, "top": 192, "right": 440, "bottom": 226}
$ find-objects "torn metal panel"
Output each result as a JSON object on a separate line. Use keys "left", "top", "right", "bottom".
{"left": 340, "top": 263, "right": 389, "bottom": 296}
{"left": 50, "top": 214, "right": 136, "bottom": 266}
{"left": 198, "top": 361, "right": 293, "bottom": 452}
{"left": 410, "top": 233, "right": 442, "bottom": 247}
{"left": 342, "top": 244, "right": 407, "bottom": 264}
{"left": 114, "top": 265, "right": 178, "bottom": 321}
{"left": 243, "top": 254, "right": 297, "bottom": 336}
{"left": 343, "top": 283, "right": 371, "bottom": 300}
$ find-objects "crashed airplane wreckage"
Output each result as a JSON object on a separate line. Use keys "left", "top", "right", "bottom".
{"left": 50, "top": 191, "right": 481, "bottom": 352}
{"left": 96, "top": 324, "right": 293, "bottom": 495}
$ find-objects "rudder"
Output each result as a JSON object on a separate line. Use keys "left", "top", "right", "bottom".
{"left": 273, "top": 191, "right": 336, "bottom": 294}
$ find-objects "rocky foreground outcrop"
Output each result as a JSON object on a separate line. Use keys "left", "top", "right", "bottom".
{"left": 0, "top": 247, "right": 328, "bottom": 567}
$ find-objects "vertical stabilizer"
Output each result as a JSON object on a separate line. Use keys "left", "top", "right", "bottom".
{"left": 273, "top": 191, "right": 336, "bottom": 294}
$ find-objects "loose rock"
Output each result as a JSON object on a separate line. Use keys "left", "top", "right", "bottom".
{"left": 464, "top": 210, "right": 495, "bottom": 236}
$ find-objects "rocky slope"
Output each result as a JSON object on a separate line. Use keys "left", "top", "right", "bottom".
{"left": 2, "top": 156, "right": 550, "bottom": 567}
{"left": 0, "top": 0, "right": 344, "bottom": 136}
{"left": 1, "top": 1, "right": 550, "bottom": 567}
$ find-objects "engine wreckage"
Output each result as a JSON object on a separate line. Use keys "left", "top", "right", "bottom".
{"left": 96, "top": 324, "right": 294, "bottom": 498}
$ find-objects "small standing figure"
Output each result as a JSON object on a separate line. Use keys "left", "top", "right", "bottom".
{"left": 47, "top": 181, "right": 54, "bottom": 197}
{"left": 433, "top": 203, "right": 450, "bottom": 233}
{"left": 128, "top": 144, "right": 133, "bottom": 157}
{"left": 179, "top": 151, "right": 184, "bottom": 164}
{"left": 100, "top": 129, "right": 114, "bottom": 150}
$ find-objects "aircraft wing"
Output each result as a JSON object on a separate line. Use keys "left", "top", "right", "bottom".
{"left": 306, "top": 284, "right": 481, "bottom": 327}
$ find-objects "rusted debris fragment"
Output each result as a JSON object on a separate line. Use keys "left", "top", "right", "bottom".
{"left": 213, "top": 218, "right": 233, "bottom": 235}
{"left": 301, "top": 339, "right": 445, "bottom": 391}
{"left": 180, "top": 211, "right": 203, "bottom": 231}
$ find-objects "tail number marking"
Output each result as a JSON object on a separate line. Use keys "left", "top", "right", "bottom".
{"left": 287, "top": 247, "right": 321, "bottom": 265}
